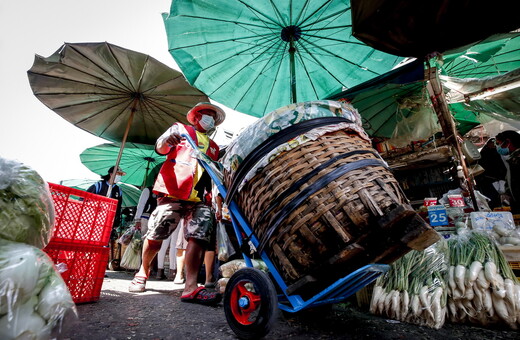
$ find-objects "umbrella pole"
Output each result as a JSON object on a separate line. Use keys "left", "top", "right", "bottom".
{"left": 289, "top": 39, "right": 297, "bottom": 104}
{"left": 141, "top": 160, "right": 150, "bottom": 190}
{"left": 107, "top": 108, "right": 136, "bottom": 197}
{"left": 425, "top": 64, "right": 479, "bottom": 211}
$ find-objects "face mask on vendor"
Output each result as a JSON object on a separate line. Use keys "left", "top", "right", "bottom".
{"left": 199, "top": 114, "right": 215, "bottom": 131}
{"left": 114, "top": 175, "right": 122, "bottom": 183}
{"left": 496, "top": 141, "right": 510, "bottom": 156}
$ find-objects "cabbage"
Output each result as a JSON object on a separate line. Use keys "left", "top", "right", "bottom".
{"left": 0, "top": 157, "right": 55, "bottom": 248}
{"left": 0, "top": 240, "right": 77, "bottom": 339}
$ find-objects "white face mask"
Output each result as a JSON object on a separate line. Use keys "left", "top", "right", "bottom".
{"left": 114, "top": 175, "right": 122, "bottom": 183}
{"left": 199, "top": 114, "right": 215, "bottom": 131}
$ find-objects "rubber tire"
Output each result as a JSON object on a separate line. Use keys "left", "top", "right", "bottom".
{"left": 224, "top": 267, "right": 278, "bottom": 339}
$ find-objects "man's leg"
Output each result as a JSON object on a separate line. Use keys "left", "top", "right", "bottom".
{"left": 128, "top": 239, "right": 162, "bottom": 292}
{"left": 179, "top": 203, "right": 221, "bottom": 304}
{"left": 182, "top": 238, "right": 205, "bottom": 295}
{"left": 204, "top": 250, "right": 216, "bottom": 286}
{"left": 174, "top": 248, "right": 186, "bottom": 283}
{"left": 138, "top": 239, "right": 163, "bottom": 277}
{"left": 129, "top": 199, "right": 182, "bottom": 292}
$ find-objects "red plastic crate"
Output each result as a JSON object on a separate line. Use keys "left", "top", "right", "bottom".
{"left": 48, "top": 182, "right": 117, "bottom": 246}
{"left": 44, "top": 241, "right": 109, "bottom": 304}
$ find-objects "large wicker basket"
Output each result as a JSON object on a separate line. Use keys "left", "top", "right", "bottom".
{"left": 224, "top": 129, "right": 439, "bottom": 296}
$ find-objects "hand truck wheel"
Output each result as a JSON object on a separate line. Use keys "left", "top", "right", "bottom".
{"left": 224, "top": 267, "right": 278, "bottom": 339}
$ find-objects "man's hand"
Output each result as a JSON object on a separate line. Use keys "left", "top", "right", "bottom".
{"left": 134, "top": 220, "right": 142, "bottom": 230}
{"left": 216, "top": 209, "right": 222, "bottom": 222}
{"left": 165, "top": 132, "right": 183, "bottom": 146}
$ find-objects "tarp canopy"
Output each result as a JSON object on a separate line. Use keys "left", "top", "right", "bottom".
{"left": 328, "top": 33, "right": 520, "bottom": 140}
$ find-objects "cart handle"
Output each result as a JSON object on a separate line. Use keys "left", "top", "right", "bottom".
{"left": 180, "top": 133, "right": 228, "bottom": 198}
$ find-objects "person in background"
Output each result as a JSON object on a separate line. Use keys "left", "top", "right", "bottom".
{"left": 133, "top": 184, "right": 158, "bottom": 237}
{"left": 156, "top": 227, "right": 179, "bottom": 280}
{"left": 87, "top": 165, "right": 125, "bottom": 237}
{"left": 133, "top": 179, "right": 177, "bottom": 280}
{"left": 173, "top": 220, "right": 187, "bottom": 284}
{"left": 128, "top": 102, "right": 225, "bottom": 306}
{"left": 203, "top": 219, "right": 217, "bottom": 289}
{"left": 475, "top": 137, "right": 507, "bottom": 209}
{"left": 495, "top": 130, "right": 520, "bottom": 213}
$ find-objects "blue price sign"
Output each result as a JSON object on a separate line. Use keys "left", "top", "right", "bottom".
{"left": 428, "top": 205, "right": 448, "bottom": 226}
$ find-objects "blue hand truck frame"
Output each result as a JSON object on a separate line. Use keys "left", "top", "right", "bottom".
{"left": 182, "top": 134, "right": 389, "bottom": 338}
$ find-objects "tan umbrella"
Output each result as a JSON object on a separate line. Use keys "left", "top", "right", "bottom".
{"left": 28, "top": 42, "right": 208, "bottom": 194}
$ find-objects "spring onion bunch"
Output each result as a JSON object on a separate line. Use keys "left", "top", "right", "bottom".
{"left": 447, "top": 231, "right": 520, "bottom": 329}
{"left": 370, "top": 239, "right": 449, "bottom": 329}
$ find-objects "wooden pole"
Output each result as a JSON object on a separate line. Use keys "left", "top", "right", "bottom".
{"left": 106, "top": 105, "right": 136, "bottom": 197}
{"left": 425, "top": 65, "right": 479, "bottom": 211}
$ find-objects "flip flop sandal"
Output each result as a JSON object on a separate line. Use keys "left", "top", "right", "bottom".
{"left": 180, "top": 286, "right": 222, "bottom": 306}
{"left": 204, "top": 282, "right": 216, "bottom": 289}
{"left": 128, "top": 275, "right": 147, "bottom": 293}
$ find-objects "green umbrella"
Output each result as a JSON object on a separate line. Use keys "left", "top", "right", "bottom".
{"left": 59, "top": 179, "right": 142, "bottom": 208}
{"left": 163, "top": 0, "right": 403, "bottom": 117}
{"left": 441, "top": 33, "right": 520, "bottom": 79}
{"left": 79, "top": 142, "right": 165, "bottom": 188}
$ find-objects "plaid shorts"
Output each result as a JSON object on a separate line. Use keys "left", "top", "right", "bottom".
{"left": 146, "top": 197, "right": 215, "bottom": 244}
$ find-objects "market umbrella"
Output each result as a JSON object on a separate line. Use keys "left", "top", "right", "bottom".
{"left": 28, "top": 42, "right": 208, "bottom": 192}
{"left": 350, "top": 0, "right": 520, "bottom": 58}
{"left": 79, "top": 142, "right": 165, "bottom": 188}
{"left": 162, "top": 0, "right": 403, "bottom": 117}
{"left": 59, "top": 179, "right": 142, "bottom": 208}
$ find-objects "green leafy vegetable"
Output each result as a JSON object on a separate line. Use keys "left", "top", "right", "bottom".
{"left": 0, "top": 157, "right": 55, "bottom": 248}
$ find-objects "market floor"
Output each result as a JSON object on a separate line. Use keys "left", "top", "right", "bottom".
{"left": 60, "top": 271, "right": 518, "bottom": 340}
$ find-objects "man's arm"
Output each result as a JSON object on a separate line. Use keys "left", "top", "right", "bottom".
{"left": 133, "top": 188, "right": 151, "bottom": 230}
{"left": 156, "top": 124, "right": 182, "bottom": 155}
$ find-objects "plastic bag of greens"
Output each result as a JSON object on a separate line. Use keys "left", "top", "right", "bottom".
{"left": 0, "top": 239, "right": 77, "bottom": 340}
{"left": 217, "top": 222, "right": 236, "bottom": 262}
{"left": 117, "top": 224, "right": 136, "bottom": 245}
{"left": 120, "top": 230, "right": 142, "bottom": 270}
{"left": 0, "top": 157, "right": 55, "bottom": 248}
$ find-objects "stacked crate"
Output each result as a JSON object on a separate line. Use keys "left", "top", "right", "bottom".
{"left": 44, "top": 183, "right": 118, "bottom": 303}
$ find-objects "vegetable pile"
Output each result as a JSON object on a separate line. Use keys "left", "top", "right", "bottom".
{"left": 369, "top": 230, "right": 520, "bottom": 330}
{"left": 447, "top": 232, "right": 520, "bottom": 329}
{"left": 369, "top": 240, "right": 449, "bottom": 329}
{"left": 0, "top": 157, "right": 55, "bottom": 248}
{"left": 217, "top": 259, "right": 268, "bottom": 294}
{"left": 0, "top": 240, "right": 76, "bottom": 339}
{"left": 489, "top": 224, "right": 520, "bottom": 246}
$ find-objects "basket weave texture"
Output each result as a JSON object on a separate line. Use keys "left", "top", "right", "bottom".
{"left": 225, "top": 130, "right": 435, "bottom": 293}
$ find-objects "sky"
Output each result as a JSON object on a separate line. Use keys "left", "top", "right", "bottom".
{"left": 0, "top": 0, "right": 257, "bottom": 184}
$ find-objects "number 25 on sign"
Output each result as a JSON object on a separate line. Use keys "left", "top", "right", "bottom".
{"left": 428, "top": 205, "right": 448, "bottom": 226}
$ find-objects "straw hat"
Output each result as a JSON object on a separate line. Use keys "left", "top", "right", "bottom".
{"left": 187, "top": 102, "right": 226, "bottom": 126}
